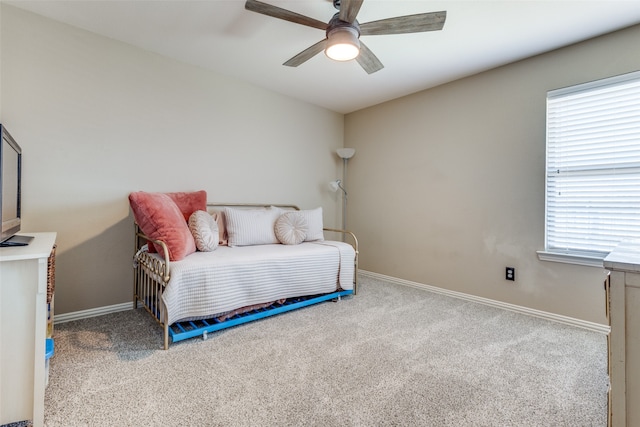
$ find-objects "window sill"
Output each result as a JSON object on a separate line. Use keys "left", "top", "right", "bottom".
{"left": 536, "top": 250, "right": 604, "bottom": 268}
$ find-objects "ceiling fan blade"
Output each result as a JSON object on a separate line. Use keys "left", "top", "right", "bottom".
{"left": 360, "top": 11, "right": 446, "bottom": 36}
{"left": 356, "top": 41, "right": 384, "bottom": 74}
{"left": 283, "top": 39, "right": 328, "bottom": 67}
{"left": 245, "top": 0, "right": 328, "bottom": 31}
{"left": 339, "top": 0, "right": 364, "bottom": 24}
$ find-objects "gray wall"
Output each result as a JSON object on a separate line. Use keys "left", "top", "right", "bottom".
{"left": 1, "top": 5, "right": 344, "bottom": 314}
{"left": 3, "top": 3, "right": 637, "bottom": 325}
{"left": 345, "top": 24, "right": 640, "bottom": 325}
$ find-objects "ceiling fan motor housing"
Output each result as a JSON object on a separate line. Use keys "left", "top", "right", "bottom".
{"left": 326, "top": 13, "right": 361, "bottom": 39}
{"left": 325, "top": 13, "right": 361, "bottom": 61}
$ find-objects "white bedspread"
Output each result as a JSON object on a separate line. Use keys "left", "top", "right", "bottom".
{"left": 159, "top": 240, "right": 355, "bottom": 325}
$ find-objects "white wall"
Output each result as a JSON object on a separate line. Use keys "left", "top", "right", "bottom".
{"left": 345, "top": 24, "right": 640, "bottom": 325}
{"left": 1, "top": 5, "right": 344, "bottom": 314}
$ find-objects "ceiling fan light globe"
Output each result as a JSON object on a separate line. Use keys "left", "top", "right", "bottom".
{"left": 325, "top": 27, "right": 360, "bottom": 61}
{"left": 326, "top": 43, "right": 359, "bottom": 61}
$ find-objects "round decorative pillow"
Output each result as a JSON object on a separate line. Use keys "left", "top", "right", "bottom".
{"left": 274, "top": 212, "right": 308, "bottom": 245}
{"left": 188, "top": 210, "right": 219, "bottom": 252}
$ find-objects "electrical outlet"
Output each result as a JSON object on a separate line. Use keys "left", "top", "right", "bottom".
{"left": 506, "top": 267, "right": 515, "bottom": 281}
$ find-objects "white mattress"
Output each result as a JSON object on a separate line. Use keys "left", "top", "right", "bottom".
{"left": 159, "top": 240, "right": 355, "bottom": 325}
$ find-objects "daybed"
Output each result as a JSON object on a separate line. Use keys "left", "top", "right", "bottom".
{"left": 129, "top": 191, "right": 358, "bottom": 349}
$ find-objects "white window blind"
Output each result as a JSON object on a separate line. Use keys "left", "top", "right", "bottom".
{"left": 546, "top": 71, "right": 640, "bottom": 257}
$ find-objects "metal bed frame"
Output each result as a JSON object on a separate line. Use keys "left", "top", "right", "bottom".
{"left": 133, "top": 203, "right": 358, "bottom": 349}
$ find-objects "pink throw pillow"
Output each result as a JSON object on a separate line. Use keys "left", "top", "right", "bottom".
{"left": 165, "top": 190, "right": 207, "bottom": 222}
{"left": 211, "top": 210, "right": 228, "bottom": 246}
{"left": 129, "top": 191, "right": 196, "bottom": 261}
{"left": 144, "top": 190, "right": 206, "bottom": 254}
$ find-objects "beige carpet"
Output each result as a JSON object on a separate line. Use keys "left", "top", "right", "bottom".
{"left": 44, "top": 276, "right": 608, "bottom": 426}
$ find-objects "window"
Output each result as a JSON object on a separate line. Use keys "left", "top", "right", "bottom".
{"left": 543, "top": 71, "right": 640, "bottom": 265}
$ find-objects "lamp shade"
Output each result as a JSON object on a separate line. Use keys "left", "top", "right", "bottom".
{"left": 337, "top": 148, "right": 356, "bottom": 159}
{"left": 325, "top": 27, "right": 360, "bottom": 61}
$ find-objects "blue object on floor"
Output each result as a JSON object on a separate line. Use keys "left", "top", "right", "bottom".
{"left": 169, "top": 289, "right": 353, "bottom": 344}
{"left": 45, "top": 338, "right": 54, "bottom": 360}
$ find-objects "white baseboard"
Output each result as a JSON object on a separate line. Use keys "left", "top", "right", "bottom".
{"left": 54, "top": 273, "right": 610, "bottom": 335}
{"left": 54, "top": 302, "right": 133, "bottom": 324}
{"left": 360, "top": 270, "right": 611, "bottom": 335}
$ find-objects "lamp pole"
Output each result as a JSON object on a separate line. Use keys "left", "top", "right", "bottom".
{"left": 336, "top": 148, "right": 355, "bottom": 232}
{"left": 342, "top": 156, "right": 348, "bottom": 231}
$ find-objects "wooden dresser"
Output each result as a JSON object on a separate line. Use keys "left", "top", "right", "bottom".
{"left": 604, "top": 241, "right": 640, "bottom": 427}
{"left": 0, "top": 232, "right": 57, "bottom": 427}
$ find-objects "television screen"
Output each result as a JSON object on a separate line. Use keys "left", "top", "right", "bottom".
{"left": 1, "top": 124, "right": 23, "bottom": 244}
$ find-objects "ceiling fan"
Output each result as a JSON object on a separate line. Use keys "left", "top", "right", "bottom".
{"left": 245, "top": 0, "right": 446, "bottom": 74}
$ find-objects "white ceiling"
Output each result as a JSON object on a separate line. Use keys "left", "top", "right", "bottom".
{"left": 7, "top": 0, "right": 640, "bottom": 114}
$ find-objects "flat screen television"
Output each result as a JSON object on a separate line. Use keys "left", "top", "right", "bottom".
{"left": 1, "top": 124, "right": 31, "bottom": 246}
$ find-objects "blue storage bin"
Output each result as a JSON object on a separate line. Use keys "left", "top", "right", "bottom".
{"left": 45, "top": 338, "right": 54, "bottom": 360}
{"left": 45, "top": 338, "right": 54, "bottom": 387}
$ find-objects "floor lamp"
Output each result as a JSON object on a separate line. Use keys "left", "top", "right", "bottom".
{"left": 332, "top": 148, "right": 355, "bottom": 232}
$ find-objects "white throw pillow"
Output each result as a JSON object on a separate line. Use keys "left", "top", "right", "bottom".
{"left": 298, "top": 207, "right": 324, "bottom": 241}
{"left": 188, "top": 210, "right": 219, "bottom": 252}
{"left": 275, "top": 212, "right": 308, "bottom": 245}
{"left": 224, "top": 206, "right": 281, "bottom": 247}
